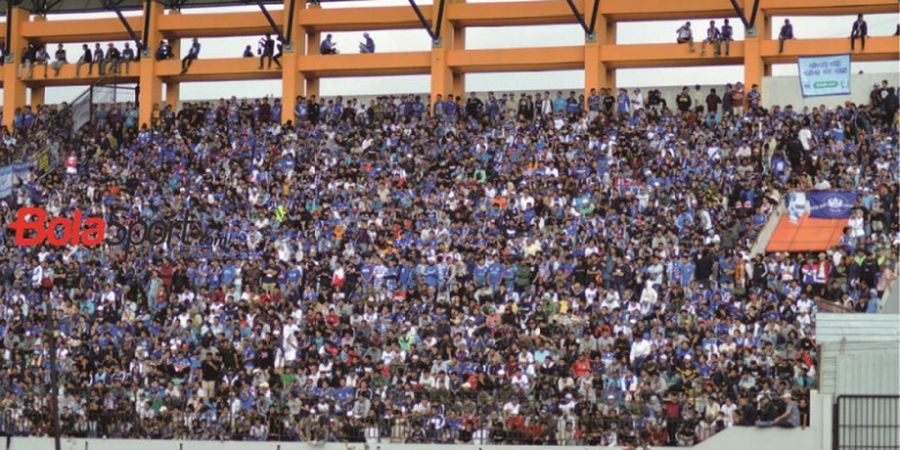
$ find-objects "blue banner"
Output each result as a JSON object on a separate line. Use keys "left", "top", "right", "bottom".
{"left": 797, "top": 54, "right": 851, "bottom": 98}
{"left": 0, "top": 166, "right": 12, "bottom": 199}
{"left": 12, "top": 160, "right": 31, "bottom": 185}
{"left": 808, "top": 191, "right": 857, "bottom": 219}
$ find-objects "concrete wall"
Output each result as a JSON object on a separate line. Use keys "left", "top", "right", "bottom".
{"left": 761, "top": 72, "right": 898, "bottom": 110}
{"left": 7, "top": 431, "right": 825, "bottom": 450}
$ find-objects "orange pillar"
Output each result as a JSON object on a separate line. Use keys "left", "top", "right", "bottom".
{"left": 451, "top": 12, "right": 465, "bottom": 98}
{"left": 30, "top": 87, "right": 45, "bottom": 107}
{"left": 303, "top": 5, "right": 321, "bottom": 98}
{"left": 166, "top": 82, "right": 180, "bottom": 109}
{"left": 2, "top": 8, "right": 28, "bottom": 129}
{"left": 431, "top": 0, "right": 460, "bottom": 106}
{"left": 282, "top": 0, "right": 306, "bottom": 123}
{"left": 585, "top": 15, "right": 615, "bottom": 96}
{"left": 139, "top": 1, "right": 165, "bottom": 127}
{"left": 744, "top": 10, "right": 769, "bottom": 98}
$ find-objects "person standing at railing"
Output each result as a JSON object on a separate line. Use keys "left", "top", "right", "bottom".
{"left": 75, "top": 44, "right": 92, "bottom": 76}
{"left": 50, "top": 43, "right": 67, "bottom": 77}
{"left": 850, "top": 14, "right": 867, "bottom": 51}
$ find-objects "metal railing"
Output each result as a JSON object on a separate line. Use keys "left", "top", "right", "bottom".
{"left": 833, "top": 395, "right": 900, "bottom": 450}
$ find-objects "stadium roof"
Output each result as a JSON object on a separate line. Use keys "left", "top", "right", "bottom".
{"left": 4, "top": 0, "right": 359, "bottom": 15}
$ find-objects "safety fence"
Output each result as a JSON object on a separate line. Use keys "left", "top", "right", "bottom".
{"left": 833, "top": 395, "right": 900, "bottom": 450}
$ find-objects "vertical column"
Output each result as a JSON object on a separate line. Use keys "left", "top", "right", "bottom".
{"left": 303, "top": 3, "right": 321, "bottom": 98}
{"left": 584, "top": 13, "right": 615, "bottom": 97}
{"left": 282, "top": 0, "right": 305, "bottom": 123}
{"left": 430, "top": 0, "right": 460, "bottom": 107}
{"left": 450, "top": 10, "right": 465, "bottom": 98}
{"left": 139, "top": 0, "right": 165, "bottom": 127}
{"left": 2, "top": 8, "right": 28, "bottom": 128}
{"left": 165, "top": 82, "right": 180, "bottom": 109}
{"left": 30, "top": 87, "right": 45, "bottom": 107}
{"left": 165, "top": 38, "right": 181, "bottom": 110}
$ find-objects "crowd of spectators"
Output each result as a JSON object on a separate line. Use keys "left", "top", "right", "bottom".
{"left": 0, "top": 79, "right": 896, "bottom": 448}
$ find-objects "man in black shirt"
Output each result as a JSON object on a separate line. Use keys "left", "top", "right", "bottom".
{"left": 676, "top": 86, "right": 692, "bottom": 113}
{"left": 465, "top": 92, "right": 483, "bottom": 120}
{"left": 602, "top": 89, "right": 615, "bottom": 116}
{"left": 258, "top": 33, "right": 279, "bottom": 69}
{"left": 851, "top": 14, "right": 867, "bottom": 51}
{"left": 200, "top": 353, "right": 221, "bottom": 399}
{"left": 705, "top": 88, "right": 722, "bottom": 116}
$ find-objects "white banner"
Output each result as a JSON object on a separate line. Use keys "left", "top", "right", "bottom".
{"left": 797, "top": 54, "right": 851, "bottom": 98}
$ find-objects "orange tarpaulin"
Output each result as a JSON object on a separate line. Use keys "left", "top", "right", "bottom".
{"left": 766, "top": 214, "right": 849, "bottom": 253}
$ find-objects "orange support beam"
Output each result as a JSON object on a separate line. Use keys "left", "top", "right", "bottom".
{"left": 22, "top": 17, "right": 143, "bottom": 43}
{"left": 448, "top": 1, "right": 584, "bottom": 27}
{"left": 448, "top": 46, "right": 584, "bottom": 73}
{"left": 3, "top": 8, "right": 28, "bottom": 129}
{"left": 298, "top": 52, "right": 431, "bottom": 78}
{"left": 30, "top": 86, "right": 45, "bottom": 107}
{"left": 299, "top": 6, "right": 430, "bottom": 32}
{"left": 158, "top": 11, "right": 279, "bottom": 39}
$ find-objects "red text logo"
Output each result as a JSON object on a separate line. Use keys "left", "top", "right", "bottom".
{"left": 8, "top": 207, "right": 106, "bottom": 247}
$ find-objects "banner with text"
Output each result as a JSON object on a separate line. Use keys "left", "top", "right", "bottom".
{"left": 808, "top": 191, "right": 857, "bottom": 219}
{"left": 798, "top": 54, "right": 851, "bottom": 98}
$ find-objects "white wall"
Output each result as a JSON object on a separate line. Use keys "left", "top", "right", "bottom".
{"left": 762, "top": 73, "right": 899, "bottom": 109}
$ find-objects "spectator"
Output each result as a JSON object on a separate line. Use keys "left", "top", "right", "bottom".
{"left": 258, "top": 33, "right": 280, "bottom": 69}
{"left": 359, "top": 32, "right": 375, "bottom": 54}
{"left": 676, "top": 86, "right": 692, "bottom": 113}
{"left": 104, "top": 43, "right": 120, "bottom": 74}
{"left": 273, "top": 41, "right": 283, "bottom": 68}
{"left": 181, "top": 37, "right": 201, "bottom": 74}
{"left": 772, "top": 393, "right": 801, "bottom": 428}
{"left": 50, "top": 43, "right": 67, "bottom": 76}
{"left": 120, "top": 42, "right": 135, "bottom": 73}
{"left": 156, "top": 39, "right": 174, "bottom": 61}
{"left": 18, "top": 42, "right": 36, "bottom": 79}
{"left": 701, "top": 20, "right": 720, "bottom": 57}
{"left": 243, "top": 44, "right": 254, "bottom": 58}
{"left": 705, "top": 88, "right": 721, "bottom": 116}
{"left": 778, "top": 19, "right": 794, "bottom": 53}
{"left": 320, "top": 34, "right": 338, "bottom": 54}
{"left": 75, "top": 43, "right": 92, "bottom": 76}
{"left": 720, "top": 18, "right": 734, "bottom": 55}
{"left": 92, "top": 42, "right": 104, "bottom": 75}
{"left": 33, "top": 43, "right": 50, "bottom": 78}
{"left": 747, "top": 84, "right": 762, "bottom": 112}
{"left": 676, "top": 21, "right": 695, "bottom": 52}
{"left": 850, "top": 14, "right": 867, "bottom": 51}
